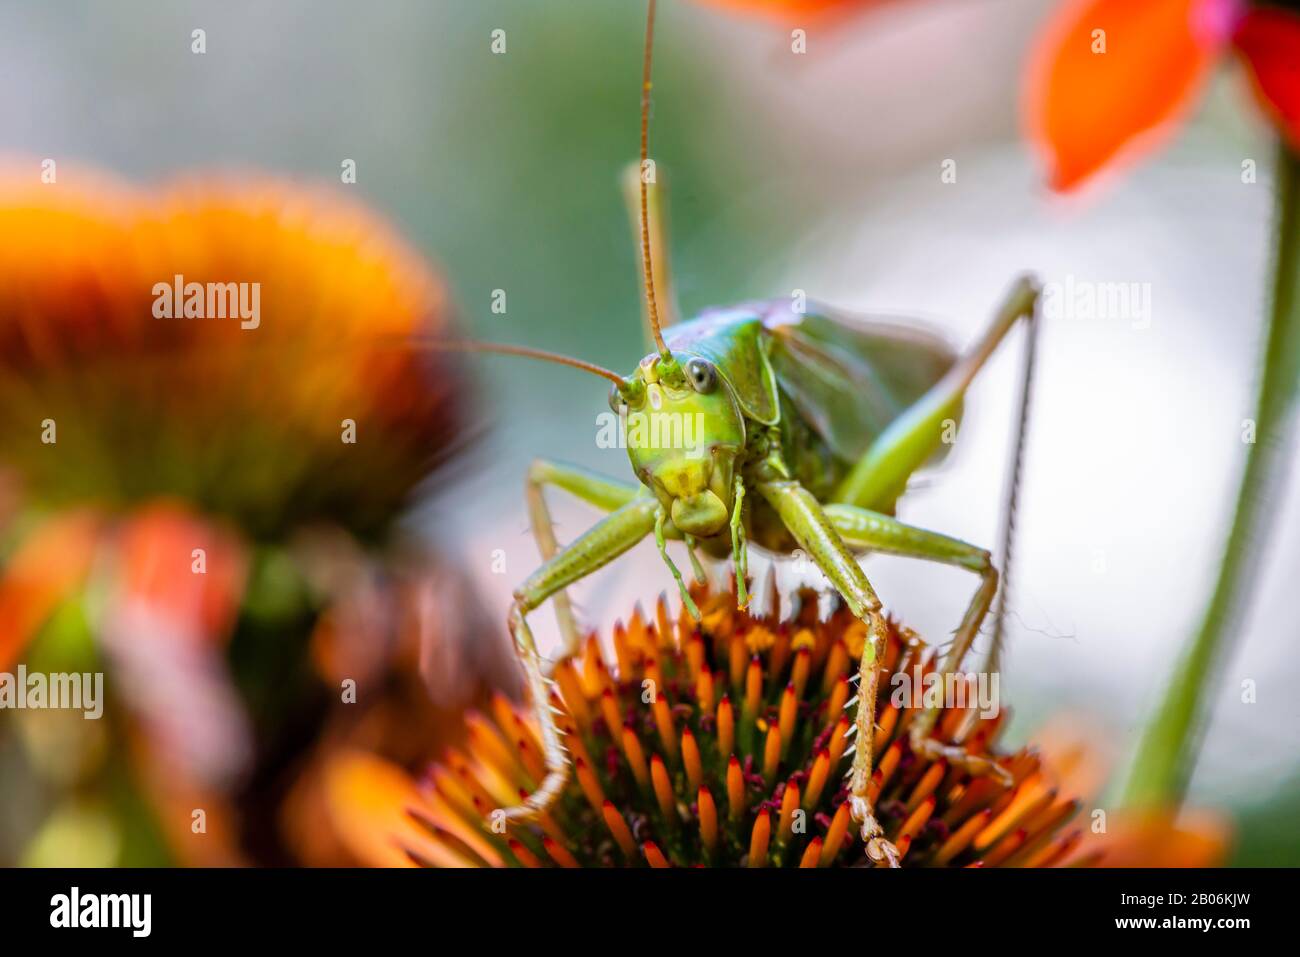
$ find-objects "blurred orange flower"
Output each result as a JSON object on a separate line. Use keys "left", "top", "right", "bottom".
{"left": 1076, "top": 807, "right": 1231, "bottom": 866}
{"left": 0, "top": 161, "right": 501, "bottom": 865}
{"left": 0, "top": 161, "right": 467, "bottom": 541}
{"left": 1024, "top": 0, "right": 1300, "bottom": 191}
{"left": 1028, "top": 718, "right": 1230, "bottom": 867}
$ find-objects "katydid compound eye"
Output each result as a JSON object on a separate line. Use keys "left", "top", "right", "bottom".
{"left": 609, "top": 383, "right": 624, "bottom": 413}
{"left": 685, "top": 358, "right": 717, "bottom": 393}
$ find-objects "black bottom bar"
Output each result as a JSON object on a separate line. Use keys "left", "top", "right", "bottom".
{"left": 0, "top": 867, "right": 1276, "bottom": 943}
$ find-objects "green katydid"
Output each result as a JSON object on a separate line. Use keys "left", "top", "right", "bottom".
{"left": 446, "top": 0, "right": 1042, "bottom": 867}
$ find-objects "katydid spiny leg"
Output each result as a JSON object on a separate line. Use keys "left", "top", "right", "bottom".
{"left": 502, "top": 602, "right": 570, "bottom": 823}
{"left": 503, "top": 496, "right": 658, "bottom": 820}
{"left": 989, "top": 285, "right": 1042, "bottom": 675}
{"left": 822, "top": 279, "right": 1040, "bottom": 799}
{"left": 757, "top": 478, "right": 900, "bottom": 866}
{"left": 683, "top": 534, "right": 709, "bottom": 585}
{"left": 729, "top": 474, "right": 749, "bottom": 608}
{"left": 655, "top": 506, "right": 700, "bottom": 620}
{"left": 824, "top": 503, "right": 1012, "bottom": 785}
{"left": 525, "top": 459, "right": 641, "bottom": 660}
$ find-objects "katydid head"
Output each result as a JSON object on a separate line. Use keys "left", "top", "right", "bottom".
{"left": 615, "top": 350, "right": 745, "bottom": 538}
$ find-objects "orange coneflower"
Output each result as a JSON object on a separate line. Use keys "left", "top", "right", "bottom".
{"left": 341, "top": 584, "right": 1111, "bottom": 868}
{"left": 0, "top": 162, "right": 467, "bottom": 543}
{"left": 0, "top": 161, "right": 500, "bottom": 865}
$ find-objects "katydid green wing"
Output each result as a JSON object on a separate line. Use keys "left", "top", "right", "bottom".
{"left": 763, "top": 304, "right": 959, "bottom": 467}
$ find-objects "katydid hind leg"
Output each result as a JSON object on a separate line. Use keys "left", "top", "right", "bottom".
{"left": 503, "top": 496, "right": 658, "bottom": 821}
{"left": 832, "top": 275, "right": 1040, "bottom": 512}
{"left": 525, "top": 459, "right": 641, "bottom": 659}
{"left": 824, "top": 503, "right": 1012, "bottom": 786}
{"left": 824, "top": 277, "right": 1041, "bottom": 778}
{"left": 757, "top": 479, "right": 900, "bottom": 866}
{"left": 988, "top": 291, "right": 1042, "bottom": 676}
{"left": 502, "top": 602, "right": 569, "bottom": 823}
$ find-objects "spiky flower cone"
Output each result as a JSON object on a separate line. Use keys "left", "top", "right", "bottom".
{"left": 404, "top": 584, "right": 1087, "bottom": 868}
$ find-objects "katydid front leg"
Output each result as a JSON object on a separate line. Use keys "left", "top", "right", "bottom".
{"left": 730, "top": 474, "right": 749, "bottom": 608}
{"left": 824, "top": 503, "right": 1011, "bottom": 785}
{"left": 525, "top": 459, "right": 642, "bottom": 658}
{"left": 823, "top": 277, "right": 1040, "bottom": 788}
{"left": 757, "top": 478, "right": 900, "bottom": 867}
{"left": 504, "top": 495, "right": 658, "bottom": 821}
{"left": 655, "top": 507, "right": 701, "bottom": 620}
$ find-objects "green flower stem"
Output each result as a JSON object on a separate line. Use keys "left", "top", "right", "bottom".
{"left": 1123, "top": 143, "right": 1300, "bottom": 808}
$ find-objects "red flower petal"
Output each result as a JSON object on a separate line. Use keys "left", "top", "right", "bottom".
{"left": 0, "top": 511, "right": 101, "bottom": 672}
{"left": 1024, "top": 0, "right": 1230, "bottom": 191}
{"left": 1233, "top": 7, "right": 1300, "bottom": 152}
{"left": 103, "top": 503, "right": 252, "bottom": 786}
{"left": 112, "top": 502, "right": 247, "bottom": 645}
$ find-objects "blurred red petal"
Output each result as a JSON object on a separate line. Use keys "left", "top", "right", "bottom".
{"left": 1024, "top": 0, "right": 1230, "bottom": 191}
{"left": 113, "top": 501, "right": 247, "bottom": 645}
{"left": 104, "top": 503, "right": 252, "bottom": 786}
{"left": 1232, "top": 7, "right": 1300, "bottom": 152}
{"left": 0, "top": 510, "right": 101, "bottom": 672}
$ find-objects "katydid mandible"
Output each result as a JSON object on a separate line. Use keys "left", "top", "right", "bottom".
{"left": 457, "top": 0, "right": 1042, "bottom": 868}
